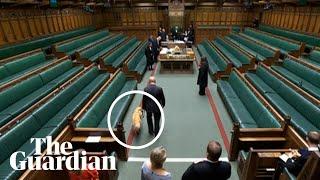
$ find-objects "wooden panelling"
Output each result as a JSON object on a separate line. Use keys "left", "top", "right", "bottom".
{"left": 0, "top": 8, "right": 94, "bottom": 47}
{"left": 262, "top": 6, "right": 320, "bottom": 36}
{"left": 10, "top": 17, "right": 23, "bottom": 41}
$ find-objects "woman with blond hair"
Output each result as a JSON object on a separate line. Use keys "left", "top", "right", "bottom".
{"left": 141, "top": 146, "right": 172, "bottom": 180}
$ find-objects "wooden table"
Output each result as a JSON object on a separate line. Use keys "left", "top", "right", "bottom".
{"left": 158, "top": 57, "right": 195, "bottom": 74}
{"left": 158, "top": 47, "right": 196, "bottom": 74}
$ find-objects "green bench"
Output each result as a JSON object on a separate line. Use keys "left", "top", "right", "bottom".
{"left": 259, "top": 24, "right": 320, "bottom": 49}
{"left": 197, "top": 40, "right": 229, "bottom": 76}
{"left": 126, "top": 41, "right": 147, "bottom": 76}
{"left": 0, "top": 66, "right": 109, "bottom": 180}
{"left": 243, "top": 28, "right": 301, "bottom": 56}
{"left": 54, "top": 30, "right": 109, "bottom": 56}
{"left": 0, "top": 26, "right": 95, "bottom": 60}
{"left": 78, "top": 34, "right": 126, "bottom": 63}
{"left": 302, "top": 49, "right": 320, "bottom": 67}
{"left": 77, "top": 72, "right": 137, "bottom": 128}
{"left": 0, "top": 60, "right": 83, "bottom": 127}
{"left": 0, "top": 51, "right": 52, "bottom": 86}
{"left": 217, "top": 71, "right": 281, "bottom": 128}
{"left": 101, "top": 37, "right": 140, "bottom": 69}
{"left": 245, "top": 65, "right": 320, "bottom": 137}
{"left": 226, "top": 33, "right": 277, "bottom": 63}
{"left": 271, "top": 58, "right": 320, "bottom": 99}
{"left": 213, "top": 37, "right": 251, "bottom": 69}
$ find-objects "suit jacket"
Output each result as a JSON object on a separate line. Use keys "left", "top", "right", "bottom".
{"left": 148, "top": 38, "right": 159, "bottom": 55}
{"left": 286, "top": 148, "right": 312, "bottom": 176}
{"left": 182, "top": 160, "right": 231, "bottom": 180}
{"left": 142, "top": 84, "right": 165, "bottom": 113}
{"left": 144, "top": 47, "right": 153, "bottom": 65}
{"left": 197, "top": 60, "right": 209, "bottom": 87}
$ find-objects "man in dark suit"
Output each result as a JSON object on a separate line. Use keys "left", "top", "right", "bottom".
{"left": 145, "top": 43, "right": 153, "bottom": 70}
{"left": 182, "top": 141, "right": 231, "bottom": 180}
{"left": 275, "top": 131, "right": 320, "bottom": 178}
{"left": 148, "top": 35, "right": 159, "bottom": 63}
{"left": 197, "top": 57, "right": 209, "bottom": 96}
{"left": 142, "top": 76, "right": 165, "bottom": 136}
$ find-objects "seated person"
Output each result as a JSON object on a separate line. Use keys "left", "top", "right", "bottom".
{"left": 182, "top": 141, "right": 231, "bottom": 180}
{"left": 141, "top": 146, "right": 171, "bottom": 180}
{"left": 276, "top": 131, "right": 320, "bottom": 178}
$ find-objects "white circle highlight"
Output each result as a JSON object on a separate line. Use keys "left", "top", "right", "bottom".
{"left": 107, "top": 90, "right": 165, "bottom": 150}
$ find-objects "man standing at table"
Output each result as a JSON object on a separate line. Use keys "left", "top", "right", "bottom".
{"left": 142, "top": 76, "right": 166, "bottom": 136}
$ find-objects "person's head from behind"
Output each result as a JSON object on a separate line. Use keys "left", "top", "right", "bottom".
{"left": 207, "top": 141, "right": 222, "bottom": 162}
{"left": 149, "top": 35, "right": 153, "bottom": 39}
{"left": 200, "top": 57, "right": 207, "bottom": 66}
{"left": 306, "top": 131, "right": 320, "bottom": 147}
{"left": 150, "top": 146, "right": 167, "bottom": 169}
{"left": 149, "top": 76, "right": 156, "bottom": 85}
{"left": 162, "top": 28, "right": 166, "bottom": 32}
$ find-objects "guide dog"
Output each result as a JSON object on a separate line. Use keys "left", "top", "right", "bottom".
{"left": 132, "top": 106, "right": 143, "bottom": 135}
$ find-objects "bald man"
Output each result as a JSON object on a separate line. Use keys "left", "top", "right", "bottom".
{"left": 142, "top": 76, "right": 165, "bottom": 136}
{"left": 182, "top": 141, "right": 231, "bottom": 180}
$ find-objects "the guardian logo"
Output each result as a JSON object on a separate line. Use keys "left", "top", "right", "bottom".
{"left": 10, "top": 136, "right": 116, "bottom": 171}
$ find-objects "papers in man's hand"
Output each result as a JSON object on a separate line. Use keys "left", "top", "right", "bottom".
{"left": 279, "top": 154, "right": 289, "bottom": 162}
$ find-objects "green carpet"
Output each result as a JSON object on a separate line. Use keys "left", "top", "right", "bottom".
{"left": 117, "top": 62, "right": 238, "bottom": 180}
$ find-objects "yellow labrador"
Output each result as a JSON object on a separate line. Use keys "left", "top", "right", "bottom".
{"left": 132, "top": 106, "right": 143, "bottom": 134}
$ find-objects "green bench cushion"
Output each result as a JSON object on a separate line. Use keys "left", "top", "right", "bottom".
{"left": 0, "top": 26, "right": 95, "bottom": 60}
{"left": 0, "top": 61, "right": 81, "bottom": 127}
{"left": 198, "top": 41, "right": 228, "bottom": 74}
{"left": 134, "top": 57, "right": 147, "bottom": 75}
{"left": 77, "top": 72, "right": 135, "bottom": 128}
{"left": 103, "top": 38, "right": 139, "bottom": 66}
{"left": 0, "top": 61, "right": 51, "bottom": 86}
{"left": 246, "top": 69, "right": 320, "bottom": 137}
{"left": 259, "top": 24, "right": 320, "bottom": 48}
{"left": 212, "top": 41, "right": 243, "bottom": 68}
{"left": 282, "top": 59, "right": 320, "bottom": 87}
{"left": 127, "top": 41, "right": 148, "bottom": 75}
{"left": 228, "top": 72, "right": 280, "bottom": 128}
{"left": 217, "top": 79, "right": 258, "bottom": 128}
{"left": 243, "top": 28, "right": 299, "bottom": 54}
{"left": 80, "top": 34, "right": 126, "bottom": 62}
{"left": 214, "top": 37, "right": 251, "bottom": 65}
{"left": 228, "top": 33, "right": 275, "bottom": 59}
{"left": 272, "top": 65, "right": 320, "bottom": 99}
{"left": 56, "top": 30, "right": 109, "bottom": 55}
{"left": 112, "top": 42, "right": 140, "bottom": 68}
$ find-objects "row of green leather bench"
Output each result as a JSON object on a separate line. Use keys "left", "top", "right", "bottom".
{"left": 212, "top": 36, "right": 254, "bottom": 71}
{"left": 76, "top": 34, "right": 127, "bottom": 64}
{"left": 217, "top": 70, "right": 282, "bottom": 129}
{"left": 76, "top": 71, "right": 137, "bottom": 128}
{"left": 100, "top": 37, "right": 141, "bottom": 72}
{"left": 271, "top": 57, "right": 320, "bottom": 100}
{"left": 0, "top": 66, "right": 111, "bottom": 180}
{"left": 0, "top": 26, "right": 95, "bottom": 60}
{"left": 0, "top": 50, "right": 57, "bottom": 87}
{"left": 241, "top": 28, "right": 304, "bottom": 57}
{"left": 123, "top": 41, "right": 148, "bottom": 82}
{"left": 302, "top": 48, "right": 320, "bottom": 67}
{"left": 53, "top": 29, "right": 110, "bottom": 58}
{"left": 259, "top": 24, "right": 320, "bottom": 49}
{"left": 0, "top": 59, "right": 83, "bottom": 128}
{"left": 245, "top": 64, "right": 320, "bottom": 137}
{"left": 225, "top": 33, "right": 280, "bottom": 65}
{"left": 197, "top": 40, "right": 231, "bottom": 79}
